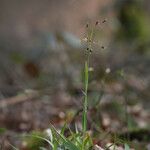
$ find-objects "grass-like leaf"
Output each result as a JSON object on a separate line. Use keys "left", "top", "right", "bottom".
{"left": 50, "top": 124, "right": 79, "bottom": 150}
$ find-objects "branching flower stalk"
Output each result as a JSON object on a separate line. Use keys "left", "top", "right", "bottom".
{"left": 82, "top": 22, "right": 97, "bottom": 134}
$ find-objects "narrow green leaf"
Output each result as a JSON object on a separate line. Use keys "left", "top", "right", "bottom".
{"left": 82, "top": 133, "right": 93, "bottom": 149}
{"left": 60, "top": 123, "right": 67, "bottom": 135}
{"left": 64, "top": 139, "right": 80, "bottom": 150}
{"left": 50, "top": 124, "right": 79, "bottom": 150}
{"left": 25, "top": 134, "right": 54, "bottom": 148}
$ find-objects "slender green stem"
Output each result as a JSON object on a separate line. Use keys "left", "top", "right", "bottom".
{"left": 82, "top": 50, "right": 90, "bottom": 131}
{"left": 82, "top": 25, "right": 94, "bottom": 150}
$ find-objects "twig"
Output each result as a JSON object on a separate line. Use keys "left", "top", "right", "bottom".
{"left": 0, "top": 90, "right": 39, "bottom": 108}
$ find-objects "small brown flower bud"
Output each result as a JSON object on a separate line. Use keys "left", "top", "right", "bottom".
{"left": 89, "top": 49, "right": 93, "bottom": 53}
{"left": 95, "top": 21, "right": 99, "bottom": 26}
{"left": 101, "top": 46, "right": 105, "bottom": 49}
{"left": 102, "top": 19, "right": 106, "bottom": 23}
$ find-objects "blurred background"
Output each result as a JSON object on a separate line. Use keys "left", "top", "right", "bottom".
{"left": 0, "top": 0, "right": 150, "bottom": 149}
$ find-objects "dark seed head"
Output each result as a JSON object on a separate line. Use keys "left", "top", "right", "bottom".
{"left": 86, "top": 23, "right": 89, "bottom": 28}
{"left": 102, "top": 19, "right": 106, "bottom": 23}
{"left": 95, "top": 21, "right": 99, "bottom": 26}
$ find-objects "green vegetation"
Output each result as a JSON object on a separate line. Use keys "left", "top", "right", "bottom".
{"left": 1, "top": 3, "right": 149, "bottom": 148}
{"left": 17, "top": 22, "right": 132, "bottom": 150}
{"left": 116, "top": 0, "right": 150, "bottom": 53}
